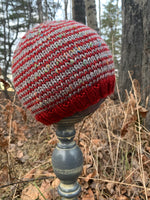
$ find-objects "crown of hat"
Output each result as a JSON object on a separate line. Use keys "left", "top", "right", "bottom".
{"left": 12, "top": 20, "right": 115, "bottom": 125}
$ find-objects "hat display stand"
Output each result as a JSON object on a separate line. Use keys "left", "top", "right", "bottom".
{"left": 52, "top": 99, "right": 105, "bottom": 199}
{"left": 11, "top": 20, "right": 115, "bottom": 199}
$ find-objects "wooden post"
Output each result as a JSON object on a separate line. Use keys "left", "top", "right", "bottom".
{"left": 52, "top": 122, "right": 82, "bottom": 199}
{"left": 52, "top": 99, "right": 105, "bottom": 199}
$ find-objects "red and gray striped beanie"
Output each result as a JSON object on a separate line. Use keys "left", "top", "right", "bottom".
{"left": 12, "top": 20, "right": 115, "bottom": 125}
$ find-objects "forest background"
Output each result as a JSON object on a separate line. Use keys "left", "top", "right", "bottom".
{"left": 0, "top": 0, "right": 150, "bottom": 199}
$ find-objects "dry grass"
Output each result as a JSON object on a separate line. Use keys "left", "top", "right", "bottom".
{"left": 0, "top": 80, "right": 150, "bottom": 199}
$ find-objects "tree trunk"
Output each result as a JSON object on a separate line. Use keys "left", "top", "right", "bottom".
{"left": 72, "top": 0, "right": 85, "bottom": 24}
{"left": 120, "top": 0, "right": 143, "bottom": 93}
{"left": 44, "top": 0, "right": 48, "bottom": 20}
{"left": 119, "top": 0, "right": 150, "bottom": 129}
{"left": 98, "top": 0, "right": 101, "bottom": 34}
{"left": 142, "top": 0, "right": 150, "bottom": 129}
{"left": 64, "top": 0, "right": 68, "bottom": 20}
{"left": 85, "top": 0, "right": 98, "bottom": 31}
{"left": 37, "top": 0, "right": 43, "bottom": 23}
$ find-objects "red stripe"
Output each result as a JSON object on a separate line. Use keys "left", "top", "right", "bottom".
{"left": 33, "top": 75, "right": 115, "bottom": 125}
{"left": 13, "top": 36, "right": 106, "bottom": 86}
{"left": 12, "top": 29, "right": 98, "bottom": 74}
{"left": 14, "top": 46, "right": 112, "bottom": 94}
{"left": 15, "top": 51, "right": 112, "bottom": 100}
{"left": 12, "top": 22, "right": 90, "bottom": 66}
{"left": 32, "top": 72, "right": 115, "bottom": 118}
{"left": 13, "top": 21, "right": 77, "bottom": 60}
{"left": 19, "top": 60, "right": 114, "bottom": 109}
{"left": 17, "top": 61, "right": 114, "bottom": 105}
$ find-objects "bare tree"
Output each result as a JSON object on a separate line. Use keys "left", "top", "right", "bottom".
{"left": 44, "top": 0, "right": 48, "bottom": 20}
{"left": 85, "top": 0, "right": 98, "bottom": 31}
{"left": 64, "top": 0, "right": 68, "bottom": 19}
{"left": 98, "top": 0, "right": 101, "bottom": 34}
{"left": 72, "top": 0, "right": 85, "bottom": 24}
{"left": 0, "top": 0, "right": 28, "bottom": 98}
{"left": 37, "top": 0, "right": 43, "bottom": 23}
{"left": 119, "top": 0, "right": 150, "bottom": 129}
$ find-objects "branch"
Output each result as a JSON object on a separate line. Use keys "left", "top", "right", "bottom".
{"left": 0, "top": 175, "right": 55, "bottom": 189}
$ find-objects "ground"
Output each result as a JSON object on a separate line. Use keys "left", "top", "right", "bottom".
{"left": 0, "top": 87, "right": 150, "bottom": 200}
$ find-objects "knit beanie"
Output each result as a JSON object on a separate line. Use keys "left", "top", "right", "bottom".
{"left": 12, "top": 20, "right": 115, "bottom": 125}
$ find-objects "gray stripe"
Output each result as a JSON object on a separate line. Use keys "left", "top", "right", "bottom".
{"left": 30, "top": 70, "right": 115, "bottom": 115}
{"left": 13, "top": 41, "right": 109, "bottom": 89}
{"left": 16, "top": 50, "right": 112, "bottom": 99}
{"left": 13, "top": 33, "right": 100, "bottom": 82}
{"left": 21, "top": 69, "right": 114, "bottom": 114}
{"left": 13, "top": 24, "right": 93, "bottom": 71}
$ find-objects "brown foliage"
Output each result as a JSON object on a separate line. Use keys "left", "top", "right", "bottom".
{"left": 0, "top": 88, "right": 150, "bottom": 199}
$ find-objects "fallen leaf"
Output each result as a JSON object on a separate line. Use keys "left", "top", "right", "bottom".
{"left": 82, "top": 188, "right": 94, "bottom": 200}
{"left": 39, "top": 180, "right": 52, "bottom": 200}
{"left": 91, "top": 139, "right": 101, "bottom": 145}
{"left": 17, "top": 140, "right": 24, "bottom": 147}
{"left": 9, "top": 143, "right": 16, "bottom": 152}
{"left": 0, "top": 135, "right": 9, "bottom": 150}
{"left": 138, "top": 106, "right": 148, "bottom": 118}
{"left": 84, "top": 170, "right": 97, "bottom": 182}
{"left": 12, "top": 120, "right": 18, "bottom": 135}
{"left": 98, "top": 196, "right": 106, "bottom": 200}
{"left": 43, "top": 172, "right": 55, "bottom": 178}
{"left": 117, "top": 195, "right": 129, "bottom": 200}
{"left": 21, "top": 184, "right": 39, "bottom": 200}
{"left": 80, "top": 141, "right": 85, "bottom": 147}
{"left": 121, "top": 115, "right": 137, "bottom": 137}
{"left": 17, "top": 150, "right": 24, "bottom": 159}
{"left": 34, "top": 169, "right": 45, "bottom": 179}
{"left": 137, "top": 170, "right": 149, "bottom": 185}
{"left": 83, "top": 165, "right": 87, "bottom": 176}
{"left": 5, "top": 101, "right": 13, "bottom": 112}
{"left": 134, "top": 197, "right": 140, "bottom": 200}
{"left": 124, "top": 170, "right": 133, "bottom": 184}
{"left": 52, "top": 178, "right": 60, "bottom": 188}
{"left": 121, "top": 124, "right": 128, "bottom": 137}
{"left": 15, "top": 105, "right": 27, "bottom": 121}
{"left": 16, "top": 130, "right": 27, "bottom": 142}
{"left": 0, "top": 166, "right": 8, "bottom": 186}
{"left": 48, "top": 137, "right": 57, "bottom": 145}
{"left": 128, "top": 93, "right": 136, "bottom": 108}
{"left": 146, "top": 145, "right": 150, "bottom": 153}
{"left": 23, "top": 168, "right": 37, "bottom": 180}
{"left": 0, "top": 104, "right": 5, "bottom": 110}
{"left": 82, "top": 164, "right": 92, "bottom": 176}
{"left": 106, "top": 182, "right": 115, "bottom": 194}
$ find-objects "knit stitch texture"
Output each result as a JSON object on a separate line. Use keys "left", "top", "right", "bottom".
{"left": 12, "top": 20, "right": 115, "bottom": 125}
